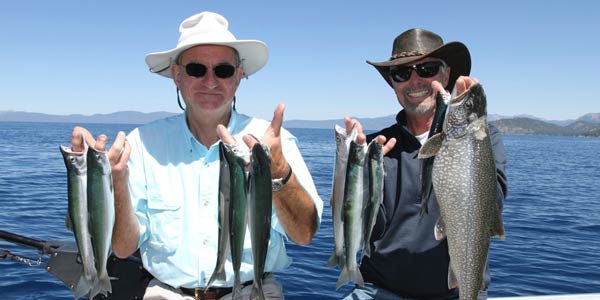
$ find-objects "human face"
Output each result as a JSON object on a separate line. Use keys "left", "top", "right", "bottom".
{"left": 390, "top": 58, "right": 450, "bottom": 116}
{"left": 172, "top": 45, "right": 242, "bottom": 118}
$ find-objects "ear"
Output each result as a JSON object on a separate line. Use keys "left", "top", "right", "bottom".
{"left": 171, "top": 64, "right": 181, "bottom": 87}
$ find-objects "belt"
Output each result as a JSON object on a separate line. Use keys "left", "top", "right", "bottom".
{"left": 180, "top": 280, "right": 253, "bottom": 300}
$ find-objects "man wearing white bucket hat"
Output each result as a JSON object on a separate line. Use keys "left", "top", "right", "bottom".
{"left": 69, "top": 11, "right": 322, "bottom": 300}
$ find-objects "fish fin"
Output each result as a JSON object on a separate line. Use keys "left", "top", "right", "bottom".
{"left": 448, "top": 264, "right": 459, "bottom": 289}
{"left": 361, "top": 244, "right": 371, "bottom": 260}
{"left": 418, "top": 133, "right": 445, "bottom": 159}
{"left": 434, "top": 217, "right": 446, "bottom": 241}
{"left": 65, "top": 214, "right": 74, "bottom": 232}
{"left": 491, "top": 210, "right": 506, "bottom": 240}
{"left": 250, "top": 280, "right": 266, "bottom": 300}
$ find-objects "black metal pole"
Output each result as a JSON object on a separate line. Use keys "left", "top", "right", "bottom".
{"left": 0, "top": 229, "right": 46, "bottom": 252}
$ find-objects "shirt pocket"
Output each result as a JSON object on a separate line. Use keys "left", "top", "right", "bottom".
{"left": 146, "top": 190, "right": 183, "bottom": 254}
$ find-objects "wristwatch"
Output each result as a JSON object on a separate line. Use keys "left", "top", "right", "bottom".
{"left": 272, "top": 163, "right": 293, "bottom": 191}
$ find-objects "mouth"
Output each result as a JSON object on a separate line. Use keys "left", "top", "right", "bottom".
{"left": 407, "top": 90, "right": 430, "bottom": 97}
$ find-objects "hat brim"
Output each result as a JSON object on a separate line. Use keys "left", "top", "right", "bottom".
{"left": 145, "top": 39, "right": 268, "bottom": 78}
{"left": 367, "top": 41, "right": 471, "bottom": 90}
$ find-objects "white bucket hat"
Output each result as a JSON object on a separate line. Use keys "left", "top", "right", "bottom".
{"left": 145, "top": 11, "right": 268, "bottom": 78}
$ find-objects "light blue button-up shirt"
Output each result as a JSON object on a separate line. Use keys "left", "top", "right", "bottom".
{"left": 126, "top": 110, "right": 323, "bottom": 288}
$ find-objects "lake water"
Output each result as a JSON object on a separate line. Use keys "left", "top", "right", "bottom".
{"left": 1, "top": 122, "right": 599, "bottom": 299}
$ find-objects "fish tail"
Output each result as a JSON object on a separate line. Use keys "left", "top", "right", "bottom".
{"left": 89, "top": 270, "right": 112, "bottom": 298}
{"left": 326, "top": 252, "right": 342, "bottom": 268}
{"left": 231, "top": 276, "right": 243, "bottom": 300}
{"left": 205, "top": 267, "right": 227, "bottom": 291}
{"left": 72, "top": 275, "right": 92, "bottom": 300}
{"left": 250, "top": 279, "right": 266, "bottom": 300}
{"left": 335, "top": 266, "right": 349, "bottom": 290}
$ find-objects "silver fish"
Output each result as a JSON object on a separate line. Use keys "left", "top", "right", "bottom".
{"left": 336, "top": 140, "right": 366, "bottom": 290}
{"left": 327, "top": 124, "right": 356, "bottom": 268}
{"left": 205, "top": 142, "right": 232, "bottom": 289}
{"left": 419, "top": 83, "right": 505, "bottom": 300}
{"left": 362, "top": 140, "right": 384, "bottom": 259}
{"left": 221, "top": 142, "right": 249, "bottom": 300}
{"left": 86, "top": 146, "right": 115, "bottom": 298}
{"left": 59, "top": 142, "right": 96, "bottom": 299}
{"left": 249, "top": 142, "right": 272, "bottom": 300}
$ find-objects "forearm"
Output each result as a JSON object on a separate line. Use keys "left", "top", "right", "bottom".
{"left": 272, "top": 173, "right": 318, "bottom": 245}
{"left": 111, "top": 179, "right": 139, "bottom": 258}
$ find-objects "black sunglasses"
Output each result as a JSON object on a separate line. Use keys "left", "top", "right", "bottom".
{"left": 389, "top": 61, "right": 446, "bottom": 83}
{"left": 183, "top": 63, "right": 237, "bottom": 79}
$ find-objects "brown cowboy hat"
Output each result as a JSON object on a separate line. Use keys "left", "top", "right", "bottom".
{"left": 367, "top": 28, "right": 471, "bottom": 90}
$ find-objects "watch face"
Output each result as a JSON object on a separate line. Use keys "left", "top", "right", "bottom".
{"left": 272, "top": 180, "right": 283, "bottom": 191}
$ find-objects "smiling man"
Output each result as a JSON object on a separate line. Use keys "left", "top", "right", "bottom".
{"left": 340, "top": 29, "right": 508, "bottom": 300}
{"left": 70, "top": 11, "right": 322, "bottom": 300}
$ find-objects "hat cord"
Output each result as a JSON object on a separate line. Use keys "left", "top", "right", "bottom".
{"left": 177, "top": 88, "right": 185, "bottom": 111}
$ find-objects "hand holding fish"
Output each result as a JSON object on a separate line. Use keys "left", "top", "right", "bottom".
{"left": 69, "top": 127, "right": 130, "bottom": 182}
{"left": 343, "top": 117, "right": 396, "bottom": 155}
{"left": 454, "top": 76, "right": 479, "bottom": 96}
{"left": 69, "top": 126, "right": 139, "bottom": 259}
{"left": 217, "top": 104, "right": 318, "bottom": 245}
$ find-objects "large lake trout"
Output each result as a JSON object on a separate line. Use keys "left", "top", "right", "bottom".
{"left": 419, "top": 83, "right": 505, "bottom": 300}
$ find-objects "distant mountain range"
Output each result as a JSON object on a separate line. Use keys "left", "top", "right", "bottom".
{"left": 2, "top": 110, "right": 600, "bottom": 137}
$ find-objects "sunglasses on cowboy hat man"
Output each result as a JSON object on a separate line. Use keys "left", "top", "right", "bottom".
{"left": 367, "top": 28, "right": 472, "bottom": 91}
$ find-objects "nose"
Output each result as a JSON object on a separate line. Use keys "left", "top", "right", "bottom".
{"left": 200, "top": 69, "right": 219, "bottom": 88}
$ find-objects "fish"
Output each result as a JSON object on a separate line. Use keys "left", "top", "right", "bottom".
{"left": 362, "top": 140, "right": 384, "bottom": 259}
{"left": 205, "top": 143, "right": 232, "bottom": 289}
{"left": 59, "top": 141, "right": 97, "bottom": 299}
{"left": 220, "top": 142, "right": 250, "bottom": 300}
{"left": 248, "top": 142, "right": 272, "bottom": 300}
{"left": 420, "top": 91, "right": 450, "bottom": 214}
{"left": 326, "top": 124, "right": 356, "bottom": 268}
{"left": 336, "top": 139, "right": 366, "bottom": 290}
{"left": 86, "top": 145, "right": 115, "bottom": 298}
{"left": 418, "top": 83, "right": 505, "bottom": 300}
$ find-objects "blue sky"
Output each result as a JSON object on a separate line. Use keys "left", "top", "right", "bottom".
{"left": 2, "top": 1, "right": 599, "bottom": 121}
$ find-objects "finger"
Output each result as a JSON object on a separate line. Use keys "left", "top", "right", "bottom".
{"left": 431, "top": 81, "right": 446, "bottom": 95}
{"left": 108, "top": 131, "right": 127, "bottom": 164}
{"left": 383, "top": 137, "right": 397, "bottom": 155}
{"left": 343, "top": 116, "right": 354, "bottom": 134}
{"left": 71, "top": 126, "right": 94, "bottom": 152}
{"left": 356, "top": 132, "right": 366, "bottom": 145}
{"left": 455, "top": 76, "right": 467, "bottom": 96}
{"left": 95, "top": 134, "right": 108, "bottom": 151}
{"left": 242, "top": 134, "right": 260, "bottom": 149}
{"left": 216, "top": 125, "right": 237, "bottom": 145}
{"left": 269, "top": 103, "right": 285, "bottom": 137}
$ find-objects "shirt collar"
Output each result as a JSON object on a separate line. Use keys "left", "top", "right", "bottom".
{"left": 180, "top": 109, "right": 241, "bottom": 154}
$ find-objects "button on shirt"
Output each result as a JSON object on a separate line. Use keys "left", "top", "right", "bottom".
{"left": 126, "top": 110, "right": 323, "bottom": 288}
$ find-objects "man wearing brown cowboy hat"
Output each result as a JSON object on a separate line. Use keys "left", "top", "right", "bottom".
{"left": 342, "top": 29, "right": 508, "bottom": 300}
{"left": 68, "top": 11, "right": 322, "bottom": 300}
